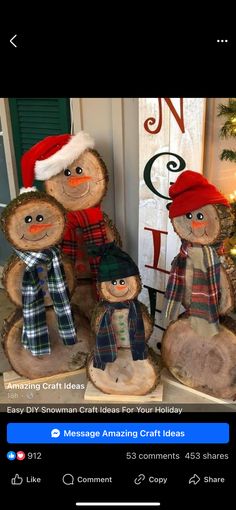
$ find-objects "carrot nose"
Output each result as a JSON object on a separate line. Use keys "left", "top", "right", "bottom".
{"left": 191, "top": 220, "right": 208, "bottom": 229}
{"left": 116, "top": 285, "right": 127, "bottom": 291}
{"left": 68, "top": 176, "right": 92, "bottom": 187}
{"left": 28, "top": 223, "right": 52, "bottom": 234}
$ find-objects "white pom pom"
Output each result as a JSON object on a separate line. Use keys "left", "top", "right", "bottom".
{"left": 20, "top": 186, "right": 37, "bottom": 194}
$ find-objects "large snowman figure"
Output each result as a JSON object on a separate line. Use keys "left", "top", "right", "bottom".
{"left": 162, "top": 170, "right": 236, "bottom": 399}
{"left": 20, "top": 133, "right": 120, "bottom": 306}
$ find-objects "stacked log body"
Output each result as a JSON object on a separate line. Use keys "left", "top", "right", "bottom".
{"left": 162, "top": 171, "right": 236, "bottom": 399}
{"left": 0, "top": 192, "right": 93, "bottom": 379}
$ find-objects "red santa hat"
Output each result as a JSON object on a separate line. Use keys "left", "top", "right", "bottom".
{"left": 168, "top": 170, "right": 229, "bottom": 219}
{"left": 20, "top": 131, "right": 95, "bottom": 193}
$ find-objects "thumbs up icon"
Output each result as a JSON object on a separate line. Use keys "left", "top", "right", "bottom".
{"left": 11, "top": 474, "right": 23, "bottom": 485}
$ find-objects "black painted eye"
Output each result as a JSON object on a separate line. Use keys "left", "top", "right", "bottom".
{"left": 25, "top": 215, "right": 32, "bottom": 223}
{"left": 36, "top": 215, "right": 44, "bottom": 222}
{"left": 119, "top": 279, "right": 126, "bottom": 285}
{"left": 64, "top": 169, "right": 71, "bottom": 176}
{"left": 76, "top": 167, "right": 83, "bottom": 175}
{"left": 111, "top": 279, "right": 117, "bottom": 286}
{"left": 186, "top": 213, "right": 193, "bottom": 219}
{"left": 197, "top": 212, "right": 204, "bottom": 220}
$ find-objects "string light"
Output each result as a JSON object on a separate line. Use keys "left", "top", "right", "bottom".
{"left": 229, "top": 192, "right": 236, "bottom": 202}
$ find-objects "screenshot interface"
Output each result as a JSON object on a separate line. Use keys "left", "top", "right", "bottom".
{"left": 0, "top": 33, "right": 235, "bottom": 509}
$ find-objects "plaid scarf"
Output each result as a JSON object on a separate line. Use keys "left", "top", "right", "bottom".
{"left": 15, "top": 247, "right": 77, "bottom": 356}
{"left": 61, "top": 207, "right": 108, "bottom": 283}
{"left": 162, "top": 240, "right": 221, "bottom": 326}
{"left": 94, "top": 300, "right": 147, "bottom": 370}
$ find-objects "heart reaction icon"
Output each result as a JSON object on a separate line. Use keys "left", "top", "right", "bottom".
{"left": 16, "top": 451, "right": 26, "bottom": 461}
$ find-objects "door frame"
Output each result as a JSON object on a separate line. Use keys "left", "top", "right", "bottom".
{"left": 0, "top": 98, "right": 18, "bottom": 281}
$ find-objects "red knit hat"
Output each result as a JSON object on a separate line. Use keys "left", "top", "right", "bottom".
{"left": 20, "top": 132, "right": 94, "bottom": 193}
{"left": 168, "top": 170, "right": 229, "bottom": 219}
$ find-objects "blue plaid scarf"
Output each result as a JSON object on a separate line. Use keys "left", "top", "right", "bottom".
{"left": 14, "top": 247, "right": 77, "bottom": 356}
{"left": 94, "top": 300, "right": 147, "bottom": 370}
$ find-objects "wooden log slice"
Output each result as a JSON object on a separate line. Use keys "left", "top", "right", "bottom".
{"left": 71, "top": 279, "right": 96, "bottom": 321}
{"left": 221, "top": 255, "right": 236, "bottom": 310}
{"left": 1, "top": 306, "right": 94, "bottom": 379}
{"left": 87, "top": 348, "right": 160, "bottom": 395}
{"left": 44, "top": 149, "right": 109, "bottom": 211}
{"left": 162, "top": 315, "right": 236, "bottom": 399}
{"left": 103, "top": 213, "right": 122, "bottom": 247}
{"left": 172, "top": 204, "right": 234, "bottom": 246}
{"left": 2, "top": 255, "right": 75, "bottom": 307}
{"left": 0, "top": 192, "right": 65, "bottom": 251}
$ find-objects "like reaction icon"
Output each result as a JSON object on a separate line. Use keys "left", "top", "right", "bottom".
{"left": 7, "top": 451, "right": 16, "bottom": 461}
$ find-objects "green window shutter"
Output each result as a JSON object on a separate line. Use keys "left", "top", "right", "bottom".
{"left": 9, "top": 98, "right": 71, "bottom": 189}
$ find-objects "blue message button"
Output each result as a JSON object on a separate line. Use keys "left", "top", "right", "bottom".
{"left": 7, "top": 423, "right": 229, "bottom": 444}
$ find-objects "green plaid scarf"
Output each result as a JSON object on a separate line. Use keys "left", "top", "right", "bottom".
{"left": 14, "top": 247, "right": 77, "bottom": 356}
{"left": 162, "top": 240, "right": 221, "bottom": 326}
{"left": 94, "top": 300, "right": 147, "bottom": 370}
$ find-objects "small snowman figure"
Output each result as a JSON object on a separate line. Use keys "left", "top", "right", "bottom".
{"left": 0, "top": 165, "right": 90, "bottom": 379}
{"left": 87, "top": 244, "right": 160, "bottom": 395}
{"left": 162, "top": 170, "right": 236, "bottom": 399}
{"left": 20, "top": 133, "right": 121, "bottom": 293}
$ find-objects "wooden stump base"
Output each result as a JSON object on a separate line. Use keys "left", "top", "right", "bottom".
{"left": 1, "top": 307, "right": 94, "bottom": 379}
{"left": 84, "top": 380, "right": 163, "bottom": 403}
{"left": 161, "top": 368, "right": 234, "bottom": 404}
{"left": 3, "top": 367, "right": 86, "bottom": 389}
{"left": 162, "top": 316, "right": 236, "bottom": 399}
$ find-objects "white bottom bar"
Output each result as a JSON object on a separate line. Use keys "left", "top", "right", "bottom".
{"left": 76, "top": 504, "right": 160, "bottom": 507}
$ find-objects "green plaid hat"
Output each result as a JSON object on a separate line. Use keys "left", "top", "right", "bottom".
{"left": 94, "top": 243, "right": 140, "bottom": 282}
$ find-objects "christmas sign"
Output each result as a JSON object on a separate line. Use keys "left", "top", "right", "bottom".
{"left": 138, "top": 98, "right": 206, "bottom": 351}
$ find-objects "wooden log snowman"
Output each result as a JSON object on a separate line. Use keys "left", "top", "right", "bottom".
{"left": 87, "top": 243, "right": 160, "bottom": 396}
{"left": 20, "top": 133, "right": 121, "bottom": 318}
{"left": 0, "top": 165, "right": 92, "bottom": 379}
{"left": 161, "top": 170, "right": 236, "bottom": 399}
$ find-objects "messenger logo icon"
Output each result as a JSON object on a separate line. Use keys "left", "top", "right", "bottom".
{"left": 51, "top": 428, "right": 61, "bottom": 438}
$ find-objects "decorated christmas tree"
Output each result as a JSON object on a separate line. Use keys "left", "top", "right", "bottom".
{"left": 218, "top": 98, "right": 236, "bottom": 163}
{"left": 217, "top": 99, "right": 236, "bottom": 261}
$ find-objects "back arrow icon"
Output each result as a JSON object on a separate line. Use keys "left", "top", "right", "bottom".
{"left": 10, "top": 34, "right": 17, "bottom": 48}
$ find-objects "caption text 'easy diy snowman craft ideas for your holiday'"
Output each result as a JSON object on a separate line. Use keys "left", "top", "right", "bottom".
{"left": 21, "top": 132, "right": 121, "bottom": 305}
{"left": 161, "top": 170, "right": 236, "bottom": 399}
{"left": 0, "top": 181, "right": 92, "bottom": 379}
{"left": 87, "top": 244, "right": 161, "bottom": 396}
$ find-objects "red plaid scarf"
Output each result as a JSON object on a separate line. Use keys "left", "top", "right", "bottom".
{"left": 162, "top": 240, "right": 221, "bottom": 326}
{"left": 61, "top": 206, "right": 108, "bottom": 287}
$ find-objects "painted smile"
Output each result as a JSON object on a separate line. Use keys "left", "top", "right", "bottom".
{"left": 187, "top": 227, "right": 208, "bottom": 238}
{"left": 110, "top": 287, "right": 129, "bottom": 297}
{"left": 62, "top": 182, "right": 90, "bottom": 199}
{"left": 20, "top": 233, "right": 48, "bottom": 241}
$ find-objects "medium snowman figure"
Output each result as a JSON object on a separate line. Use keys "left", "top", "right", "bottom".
{"left": 87, "top": 244, "right": 160, "bottom": 396}
{"left": 0, "top": 166, "right": 91, "bottom": 379}
{"left": 162, "top": 170, "right": 236, "bottom": 399}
